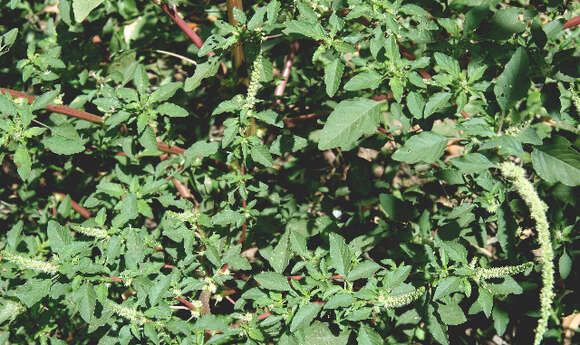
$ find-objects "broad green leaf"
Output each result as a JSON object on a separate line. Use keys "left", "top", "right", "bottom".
{"left": 384, "top": 36, "right": 400, "bottom": 62}
{"left": 344, "top": 71, "right": 382, "bottom": 91}
{"left": 47, "top": 220, "right": 73, "bottom": 256}
{"left": 324, "top": 58, "right": 344, "bottom": 97}
{"left": 72, "top": 0, "right": 105, "bottom": 22}
{"left": 449, "top": 153, "right": 495, "bottom": 174}
{"left": 14, "top": 145, "right": 31, "bottom": 181}
{"left": 492, "top": 307, "right": 509, "bottom": 336}
{"left": 329, "top": 233, "right": 351, "bottom": 278}
{"left": 31, "top": 90, "right": 59, "bottom": 111}
{"left": 426, "top": 304, "right": 449, "bottom": 345}
{"left": 559, "top": 249, "right": 572, "bottom": 279}
{"left": 212, "top": 95, "right": 244, "bottom": 115}
{"left": 254, "top": 272, "right": 292, "bottom": 291}
{"left": 184, "top": 59, "right": 220, "bottom": 92}
{"left": 10, "top": 279, "right": 51, "bottom": 308}
{"left": 406, "top": 91, "right": 425, "bottom": 119}
{"left": 133, "top": 64, "right": 150, "bottom": 95}
{"left": 531, "top": 144, "right": 580, "bottom": 186}
{"left": 494, "top": 47, "right": 529, "bottom": 112}
{"left": 323, "top": 293, "right": 355, "bottom": 310}
{"left": 486, "top": 8, "right": 526, "bottom": 40}
{"left": 73, "top": 283, "right": 96, "bottom": 323}
{"left": 301, "top": 322, "right": 350, "bottom": 345}
{"left": 157, "top": 102, "right": 188, "bottom": 117}
{"left": 290, "top": 303, "right": 322, "bottom": 332}
{"left": 149, "top": 82, "right": 182, "bottom": 103}
{"left": 122, "top": 193, "right": 139, "bottom": 220}
{"left": 434, "top": 52, "right": 460, "bottom": 77}
{"left": 212, "top": 209, "right": 244, "bottom": 227}
{"left": 270, "top": 134, "right": 308, "bottom": 155}
{"left": 247, "top": 7, "right": 267, "bottom": 30}
{"left": 193, "top": 315, "right": 228, "bottom": 331}
{"left": 438, "top": 303, "right": 466, "bottom": 325}
{"left": 0, "top": 28, "right": 18, "bottom": 56}
{"left": 357, "top": 324, "right": 382, "bottom": 345}
{"left": 424, "top": 92, "right": 451, "bottom": 118}
{"left": 476, "top": 286, "right": 493, "bottom": 317}
{"left": 0, "top": 93, "right": 17, "bottom": 116}
{"left": 433, "top": 276, "right": 461, "bottom": 300}
{"left": 268, "top": 231, "right": 291, "bottom": 274}
{"left": 43, "top": 137, "right": 85, "bottom": 155}
{"left": 185, "top": 141, "right": 219, "bottom": 160}
{"left": 318, "top": 98, "right": 381, "bottom": 150}
{"left": 389, "top": 78, "right": 404, "bottom": 103}
{"left": 139, "top": 127, "right": 159, "bottom": 152}
{"left": 251, "top": 145, "right": 274, "bottom": 167}
{"left": 149, "top": 275, "right": 171, "bottom": 306}
{"left": 392, "top": 131, "right": 447, "bottom": 164}
{"left": 253, "top": 109, "right": 283, "bottom": 127}
{"left": 347, "top": 261, "right": 380, "bottom": 281}
{"left": 283, "top": 20, "right": 326, "bottom": 40}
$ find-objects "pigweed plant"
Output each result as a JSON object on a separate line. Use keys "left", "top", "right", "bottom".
{"left": 0, "top": 1, "right": 579, "bottom": 344}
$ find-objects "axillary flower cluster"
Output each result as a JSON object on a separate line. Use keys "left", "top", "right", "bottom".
{"left": 1, "top": 250, "right": 59, "bottom": 274}
{"left": 500, "top": 162, "right": 554, "bottom": 345}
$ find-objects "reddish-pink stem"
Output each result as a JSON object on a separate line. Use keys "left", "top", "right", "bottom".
{"left": 274, "top": 41, "right": 299, "bottom": 101}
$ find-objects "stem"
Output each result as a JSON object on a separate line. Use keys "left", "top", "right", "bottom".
{"left": 274, "top": 41, "right": 299, "bottom": 101}
{"left": 153, "top": 0, "right": 214, "bottom": 56}
{"left": 155, "top": 49, "right": 197, "bottom": 65}
{"left": 227, "top": 0, "right": 245, "bottom": 70}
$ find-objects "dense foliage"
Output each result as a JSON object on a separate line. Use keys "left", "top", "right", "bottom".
{"left": 1, "top": 0, "right": 579, "bottom": 344}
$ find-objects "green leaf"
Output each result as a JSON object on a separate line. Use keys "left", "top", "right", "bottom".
{"left": 139, "top": 127, "right": 159, "bottom": 152}
{"left": 329, "top": 233, "right": 351, "bottom": 278}
{"left": 0, "top": 28, "right": 18, "bottom": 56}
{"left": 486, "top": 8, "right": 526, "bottom": 40}
{"left": 157, "top": 102, "right": 189, "bottom": 118}
{"left": 426, "top": 304, "right": 449, "bottom": 345}
{"left": 434, "top": 52, "right": 460, "bottom": 77}
{"left": 392, "top": 132, "right": 447, "bottom": 164}
{"left": 122, "top": 193, "right": 139, "bottom": 220}
{"left": 270, "top": 134, "right": 308, "bottom": 155}
{"left": 318, "top": 98, "right": 381, "bottom": 150}
{"left": 10, "top": 279, "right": 51, "bottom": 308}
{"left": 406, "top": 91, "right": 425, "bottom": 119}
{"left": 184, "top": 59, "right": 220, "bottom": 92}
{"left": 324, "top": 58, "right": 344, "bottom": 97}
{"left": 323, "top": 293, "right": 355, "bottom": 310}
{"left": 301, "top": 322, "right": 350, "bottom": 345}
{"left": 251, "top": 144, "right": 274, "bottom": 167}
{"left": 14, "top": 145, "right": 31, "bottom": 181}
{"left": 433, "top": 276, "right": 461, "bottom": 300}
{"left": 43, "top": 136, "right": 85, "bottom": 155}
{"left": 424, "top": 92, "right": 451, "bottom": 118}
{"left": 73, "top": 283, "right": 96, "bottom": 323}
{"left": 389, "top": 78, "right": 404, "bottom": 103}
{"left": 343, "top": 71, "right": 382, "bottom": 91}
{"left": 357, "top": 324, "right": 382, "bottom": 345}
{"left": 149, "top": 275, "right": 171, "bottom": 306}
{"left": 185, "top": 141, "right": 219, "bottom": 160}
{"left": 384, "top": 36, "right": 400, "bottom": 62}
{"left": 449, "top": 153, "right": 495, "bottom": 174}
{"left": 268, "top": 231, "right": 291, "bottom": 274}
{"left": 149, "top": 82, "right": 182, "bottom": 103}
{"left": 283, "top": 20, "right": 326, "bottom": 40}
{"left": 0, "top": 93, "right": 17, "bottom": 116}
{"left": 290, "top": 303, "right": 322, "bottom": 332}
{"left": 133, "top": 64, "right": 150, "bottom": 96}
{"left": 254, "top": 272, "right": 292, "bottom": 291}
{"left": 31, "top": 89, "right": 59, "bottom": 111}
{"left": 347, "top": 261, "right": 380, "bottom": 281}
{"left": 494, "top": 47, "right": 529, "bottom": 112}
{"left": 247, "top": 7, "right": 267, "bottom": 31}
{"left": 47, "top": 220, "right": 73, "bottom": 256}
{"left": 72, "top": 0, "right": 105, "bottom": 22}
{"left": 492, "top": 307, "right": 509, "bottom": 336}
{"left": 193, "top": 315, "right": 228, "bottom": 331}
{"left": 531, "top": 144, "right": 580, "bottom": 186}
{"left": 476, "top": 286, "right": 493, "bottom": 317}
{"left": 559, "top": 249, "right": 572, "bottom": 279}
{"left": 438, "top": 302, "right": 467, "bottom": 325}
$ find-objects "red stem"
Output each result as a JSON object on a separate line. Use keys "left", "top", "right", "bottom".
{"left": 54, "top": 192, "right": 92, "bottom": 218}
{"left": 564, "top": 15, "right": 580, "bottom": 29}
{"left": 275, "top": 41, "right": 299, "bottom": 100}
{"left": 153, "top": 1, "right": 213, "bottom": 56}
